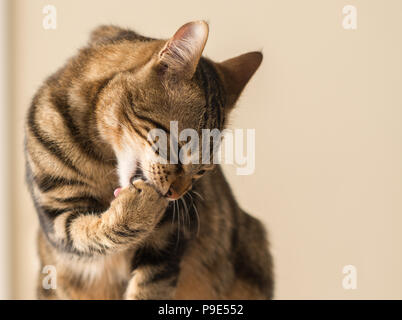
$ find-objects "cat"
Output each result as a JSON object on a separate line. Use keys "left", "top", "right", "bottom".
{"left": 25, "top": 21, "right": 274, "bottom": 299}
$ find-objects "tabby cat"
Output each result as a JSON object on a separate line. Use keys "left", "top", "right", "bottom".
{"left": 25, "top": 21, "right": 273, "bottom": 299}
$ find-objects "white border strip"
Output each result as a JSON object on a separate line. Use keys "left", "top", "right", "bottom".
{"left": 0, "top": 0, "right": 11, "bottom": 299}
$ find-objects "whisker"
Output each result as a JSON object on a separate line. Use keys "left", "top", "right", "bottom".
{"left": 191, "top": 190, "right": 204, "bottom": 201}
{"left": 175, "top": 199, "right": 181, "bottom": 246}
{"left": 171, "top": 201, "right": 176, "bottom": 226}
{"left": 187, "top": 192, "right": 200, "bottom": 237}
{"left": 178, "top": 199, "right": 185, "bottom": 234}
{"left": 181, "top": 197, "right": 190, "bottom": 230}
{"left": 192, "top": 202, "right": 200, "bottom": 237}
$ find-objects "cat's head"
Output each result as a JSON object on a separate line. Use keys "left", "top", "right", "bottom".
{"left": 94, "top": 21, "right": 262, "bottom": 200}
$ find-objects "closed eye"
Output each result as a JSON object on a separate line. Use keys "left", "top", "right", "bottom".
{"left": 192, "top": 170, "right": 206, "bottom": 180}
{"left": 193, "top": 165, "right": 214, "bottom": 179}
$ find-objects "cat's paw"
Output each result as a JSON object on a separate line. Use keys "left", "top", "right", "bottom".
{"left": 130, "top": 179, "right": 166, "bottom": 205}
{"left": 113, "top": 180, "right": 168, "bottom": 222}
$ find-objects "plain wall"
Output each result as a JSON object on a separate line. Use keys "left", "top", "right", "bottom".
{"left": 0, "top": 0, "right": 11, "bottom": 300}
{"left": 9, "top": 0, "right": 402, "bottom": 299}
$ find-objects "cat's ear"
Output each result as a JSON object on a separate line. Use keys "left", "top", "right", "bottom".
{"left": 157, "top": 21, "right": 209, "bottom": 79}
{"left": 217, "top": 52, "right": 263, "bottom": 107}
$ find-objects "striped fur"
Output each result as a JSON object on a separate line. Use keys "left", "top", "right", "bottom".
{"left": 25, "top": 22, "right": 273, "bottom": 299}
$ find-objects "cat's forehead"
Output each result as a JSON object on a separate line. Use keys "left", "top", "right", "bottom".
{"left": 132, "top": 76, "right": 206, "bottom": 124}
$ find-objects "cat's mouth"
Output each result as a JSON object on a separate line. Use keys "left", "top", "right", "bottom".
{"left": 129, "top": 166, "right": 146, "bottom": 184}
{"left": 128, "top": 165, "right": 189, "bottom": 200}
{"left": 114, "top": 166, "right": 147, "bottom": 198}
{"left": 128, "top": 166, "right": 167, "bottom": 198}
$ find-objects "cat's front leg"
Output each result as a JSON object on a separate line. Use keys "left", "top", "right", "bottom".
{"left": 47, "top": 180, "right": 168, "bottom": 256}
{"left": 125, "top": 268, "right": 178, "bottom": 300}
{"left": 125, "top": 227, "right": 187, "bottom": 300}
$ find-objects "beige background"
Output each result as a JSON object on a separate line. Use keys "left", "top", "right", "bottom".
{"left": 5, "top": 0, "right": 402, "bottom": 299}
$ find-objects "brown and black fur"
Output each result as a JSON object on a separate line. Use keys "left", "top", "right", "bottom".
{"left": 25, "top": 22, "right": 274, "bottom": 299}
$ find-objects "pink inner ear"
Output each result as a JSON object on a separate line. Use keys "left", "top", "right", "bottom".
{"left": 158, "top": 21, "right": 209, "bottom": 79}
{"left": 114, "top": 187, "right": 122, "bottom": 198}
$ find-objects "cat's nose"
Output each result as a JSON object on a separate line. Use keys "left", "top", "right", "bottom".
{"left": 165, "top": 176, "right": 192, "bottom": 200}
{"left": 165, "top": 187, "right": 180, "bottom": 200}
